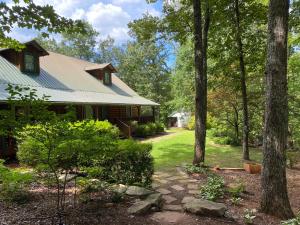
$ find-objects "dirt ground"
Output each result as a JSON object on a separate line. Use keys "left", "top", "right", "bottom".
{"left": 0, "top": 165, "right": 299, "bottom": 225}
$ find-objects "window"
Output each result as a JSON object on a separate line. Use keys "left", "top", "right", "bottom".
{"left": 24, "top": 52, "right": 37, "bottom": 73}
{"left": 103, "top": 71, "right": 111, "bottom": 85}
{"left": 126, "top": 106, "right": 132, "bottom": 118}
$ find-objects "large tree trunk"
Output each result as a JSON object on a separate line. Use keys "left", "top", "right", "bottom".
{"left": 233, "top": 0, "right": 250, "bottom": 160}
{"left": 260, "top": 0, "right": 294, "bottom": 219}
{"left": 193, "top": 0, "right": 210, "bottom": 164}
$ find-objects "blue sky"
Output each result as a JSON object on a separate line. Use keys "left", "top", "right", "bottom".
{"left": 4, "top": 0, "right": 163, "bottom": 44}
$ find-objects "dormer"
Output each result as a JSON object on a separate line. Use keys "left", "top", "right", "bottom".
{"left": 0, "top": 40, "right": 48, "bottom": 75}
{"left": 85, "top": 63, "right": 117, "bottom": 86}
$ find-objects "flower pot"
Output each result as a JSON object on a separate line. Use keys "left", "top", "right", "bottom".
{"left": 244, "top": 162, "right": 262, "bottom": 174}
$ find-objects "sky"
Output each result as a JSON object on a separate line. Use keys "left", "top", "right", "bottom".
{"left": 4, "top": 0, "right": 163, "bottom": 44}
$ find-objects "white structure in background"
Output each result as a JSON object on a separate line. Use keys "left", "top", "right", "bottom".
{"left": 168, "top": 111, "right": 191, "bottom": 128}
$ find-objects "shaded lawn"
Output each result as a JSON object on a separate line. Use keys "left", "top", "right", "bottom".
{"left": 151, "top": 130, "right": 263, "bottom": 171}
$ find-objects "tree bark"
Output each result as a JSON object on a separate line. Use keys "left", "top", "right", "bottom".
{"left": 193, "top": 0, "right": 210, "bottom": 165}
{"left": 233, "top": 0, "right": 250, "bottom": 160}
{"left": 260, "top": 0, "right": 294, "bottom": 219}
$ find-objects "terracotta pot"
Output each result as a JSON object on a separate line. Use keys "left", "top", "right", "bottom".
{"left": 244, "top": 162, "right": 262, "bottom": 174}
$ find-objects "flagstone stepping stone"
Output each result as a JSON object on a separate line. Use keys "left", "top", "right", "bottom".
{"left": 157, "top": 179, "right": 169, "bottom": 184}
{"left": 166, "top": 176, "right": 180, "bottom": 181}
{"left": 178, "top": 179, "right": 190, "bottom": 184}
{"left": 171, "top": 185, "right": 185, "bottom": 191}
{"left": 152, "top": 183, "right": 161, "bottom": 189}
{"left": 125, "top": 186, "right": 154, "bottom": 196}
{"left": 156, "top": 188, "right": 172, "bottom": 195}
{"left": 187, "top": 179, "right": 199, "bottom": 183}
{"left": 127, "top": 193, "right": 163, "bottom": 215}
{"left": 188, "top": 189, "right": 199, "bottom": 194}
{"left": 162, "top": 195, "right": 177, "bottom": 204}
{"left": 187, "top": 184, "right": 199, "bottom": 190}
{"left": 181, "top": 196, "right": 197, "bottom": 204}
{"left": 151, "top": 211, "right": 193, "bottom": 224}
{"left": 183, "top": 199, "right": 227, "bottom": 217}
{"left": 163, "top": 204, "right": 183, "bottom": 212}
{"left": 111, "top": 184, "right": 128, "bottom": 194}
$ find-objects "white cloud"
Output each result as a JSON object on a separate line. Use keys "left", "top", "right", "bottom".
{"left": 7, "top": 0, "right": 162, "bottom": 44}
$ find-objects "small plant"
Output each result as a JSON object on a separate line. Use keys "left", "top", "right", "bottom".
{"left": 200, "top": 174, "right": 225, "bottom": 201}
{"left": 281, "top": 212, "right": 300, "bottom": 225}
{"left": 244, "top": 209, "right": 257, "bottom": 224}
{"left": 230, "top": 196, "right": 243, "bottom": 206}
{"left": 228, "top": 181, "right": 246, "bottom": 198}
{"left": 185, "top": 164, "right": 209, "bottom": 175}
{"left": 111, "top": 191, "right": 124, "bottom": 203}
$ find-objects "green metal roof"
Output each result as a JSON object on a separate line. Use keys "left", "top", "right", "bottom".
{"left": 0, "top": 53, "right": 159, "bottom": 106}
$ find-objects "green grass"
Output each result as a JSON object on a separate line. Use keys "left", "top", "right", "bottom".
{"left": 151, "top": 130, "right": 263, "bottom": 171}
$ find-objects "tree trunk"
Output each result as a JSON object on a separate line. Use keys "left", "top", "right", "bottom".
{"left": 233, "top": 0, "right": 250, "bottom": 160}
{"left": 193, "top": 0, "right": 210, "bottom": 165}
{"left": 260, "top": 0, "right": 294, "bottom": 219}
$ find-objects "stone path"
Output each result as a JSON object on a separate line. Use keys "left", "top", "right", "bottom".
{"left": 151, "top": 167, "right": 202, "bottom": 213}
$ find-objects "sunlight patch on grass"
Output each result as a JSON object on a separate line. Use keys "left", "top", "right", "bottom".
{"left": 151, "top": 130, "right": 263, "bottom": 171}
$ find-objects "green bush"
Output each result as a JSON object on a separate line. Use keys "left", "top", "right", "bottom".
{"left": 135, "top": 124, "right": 151, "bottom": 137}
{"left": 187, "top": 116, "right": 195, "bottom": 130}
{"left": 148, "top": 123, "right": 157, "bottom": 135}
{"left": 228, "top": 182, "right": 246, "bottom": 198}
{"left": 155, "top": 122, "right": 165, "bottom": 133}
{"left": 200, "top": 174, "right": 225, "bottom": 201}
{"left": 92, "top": 139, "right": 154, "bottom": 186}
{"left": 185, "top": 164, "right": 210, "bottom": 175}
{"left": 0, "top": 160, "right": 33, "bottom": 203}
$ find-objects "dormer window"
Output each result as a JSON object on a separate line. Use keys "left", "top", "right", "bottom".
{"left": 23, "top": 52, "right": 38, "bottom": 74}
{"left": 103, "top": 71, "right": 111, "bottom": 85}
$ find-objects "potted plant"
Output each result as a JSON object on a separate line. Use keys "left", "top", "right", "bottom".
{"left": 243, "top": 162, "right": 262, "bottom": 174}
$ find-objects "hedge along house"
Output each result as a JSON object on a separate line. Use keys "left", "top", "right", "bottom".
{"left": 0, "top": 40, "right": 159, "bottom": 158}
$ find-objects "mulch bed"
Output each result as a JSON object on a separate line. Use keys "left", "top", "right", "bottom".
{"left": 0, "top": 165, "right": 299, "bottom": 225}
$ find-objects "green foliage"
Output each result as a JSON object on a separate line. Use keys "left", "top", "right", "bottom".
{"left": 200, "top": 174, "right": 225, "bottom": 201}
{"left": 134, "top": 122, "right": 165, "bottom": 138}
{"left": 281, "top": 212, "right": 300, "bottom": 225}
{"left": 244, "top": 209, "right": 257, "bottom": 224}
{"left": 0, "top": 0, "right": 86, "bottom": 50}
{"left": 0, "top": 160, "right": 33, "bottom": 203}
{"left": 92, "top": 139, "right": 154, "bottom": 186}
{"left": 111, "top": 191, "right": 125, "bottom": 203}
{"left": 230, "top": 197, "right": 243, "bottom": 206}
{"left": 228, "top": 182, "right": 246, "bottom": 198}
{"left": 185, "top": 164, "right": 209, "bottom": 175}
{"left": 37, "top": 21, "right": 98, "bottom": 61}
{"left": 78, "top": 178, "right": 109, "bottom": 194}
{"left": 187, "top": 115, "right": 195, "bottom": 130}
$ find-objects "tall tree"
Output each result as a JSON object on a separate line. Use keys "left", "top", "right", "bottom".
{"left": 193, "top": 0, "right": 210, "bottom": 164}
{"left": 233, "top": 0, "right": 250, "bottom": 160}
{"left": 260, "top": 0, "right": 294, "bottom": 219}
{"left": 0, "top": 0, "right": 85, "bottom": 50}
{"left": 37, "top": 22, "right": 98, "bottom": 61}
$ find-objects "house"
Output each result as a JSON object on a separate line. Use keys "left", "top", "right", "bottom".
{"left": 0, "top": 40, "right": 158, "bottom": 158}
{"left": 168, "top": 111, "right": 191, "bottom": 128}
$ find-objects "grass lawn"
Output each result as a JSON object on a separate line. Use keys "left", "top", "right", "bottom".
{"left": 151, "top": 129, "right": 263, "bottom": 171}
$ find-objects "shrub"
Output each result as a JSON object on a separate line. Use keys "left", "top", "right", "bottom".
{"left": 155, "top": 122, "right": 165, "bottom": 133}
{"left": 148, "top": 123, "right": 157, "bottom": 135}
{"left": 200, "top": 174, "right": 225, "bottom": 201}
{"left": 244, "top": 209, "right": 257, "bottom": 224}
{"left": 0, "top": 160, "right": 33, "bottom": 203}
{"left": 187, "top": 116, "right": 195, "bottom": 130}
{"left": 135, "top": 124, "right": 151, "bottom": 137}
{"left": 185, "top": 164, "right": 209, "bottom": 175}
{"left": 92, "top": 139, "right": 154, "bottom": 186}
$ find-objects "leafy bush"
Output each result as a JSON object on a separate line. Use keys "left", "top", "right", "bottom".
{"left": 155, "top": 122, "right": 165, "bottom": 133}
{"left": 135, "top": 124, "right": 151, "bottom": 137}
{"left": 187, "top": 115, "right": 195, "bottom": 130}
{"left": 185, "top": 164, "right": 209, "bottom": 175}
{"left": 0, "top": 160, "right": 33, "bottom": 203}
{"left": 78, "top": 178, "right": 109, "bottom": 193}
{"left": 200, "top": 174, "right": 225, "bottom": 201}
{"left": 148, "top": 123, "right": 157, "bottom": 135}
{"left": 92, "top": 139, "right": 154, "bottom": 186}
{"left": 281, "top": 212, "right": 300, "bottom": 225}
{"left": 230, "top": 197, "right": 243, "bottom": 206}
